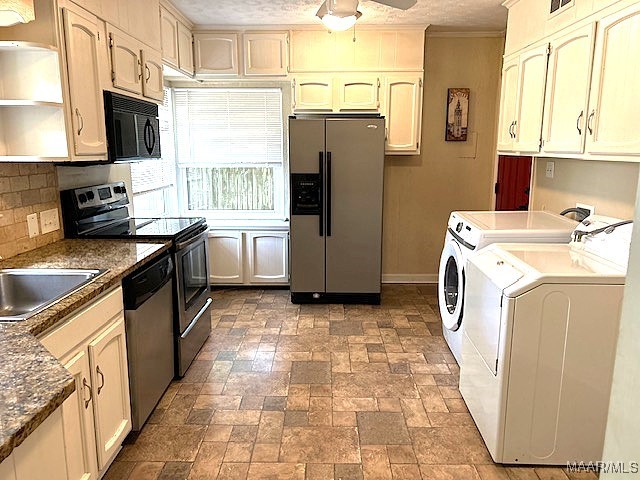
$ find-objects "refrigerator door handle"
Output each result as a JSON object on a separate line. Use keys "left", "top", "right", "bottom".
{"left": 319, "top": 152, "right": 324, "bottom": 237}
{"left": 327, "top": 152, "right": 332, "bottom": 237}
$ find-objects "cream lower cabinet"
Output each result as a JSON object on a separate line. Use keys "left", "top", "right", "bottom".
{"left": 542, "top": 23, "right": 596, "bottom": 155}
{"left": 210, "top": 230, "right": 289, "bottom": 285}
{"left": 0, "top": 409, "right": 68, "bottom": 480}
{"left": 62, "top": 6, "right": 108, "bottom": 158}
{"left": 39, "top": 287, "right": 131, "bottom": 478}
{"left": 383, "top": 75, "right": 423, "bottom": 155}
{"left": 586, "top": 3, "right": 640, "bottom": 156}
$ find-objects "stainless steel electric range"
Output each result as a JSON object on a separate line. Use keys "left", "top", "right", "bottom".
{"left": 60, "top": 181, "right": 211, "bottom": 377}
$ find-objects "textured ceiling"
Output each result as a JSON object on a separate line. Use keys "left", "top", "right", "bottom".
{"left": 171, "top": 0, "right": 508, "bottom": 30}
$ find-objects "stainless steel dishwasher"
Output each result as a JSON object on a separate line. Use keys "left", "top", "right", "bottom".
{"left": 123, "top": 254, "right": 175, "bottom": 431}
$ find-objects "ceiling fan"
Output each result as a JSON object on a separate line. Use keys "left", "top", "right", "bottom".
{"left": 316, "top": 0, "right": 417, "bottom": 31}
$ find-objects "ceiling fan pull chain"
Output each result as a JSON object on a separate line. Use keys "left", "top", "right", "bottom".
{"left": 353, "top": 23, "right": 357, "bottom": 42}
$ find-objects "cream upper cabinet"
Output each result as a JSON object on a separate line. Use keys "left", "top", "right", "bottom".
{"left": 62, "top": 7, "right": 108, "bottom": 158}
{"left": 209, "top": 232, "right": 244, "bottom": 284}
{"left": 246, "top": 232, "right": 289, "bottom": 284}
{"left": 127, "top": 0, "right": 160, "bottom": 49}
{"left": 71, "top": 0, "right": 102, "bottom": 17}
{"left": 384, "top": 75, "right": 423, "bottom": 155}
{"left": 88, "top": 316, "right": 131, "bottom": 471}
{"left": 514, "top": 44, "right": 549, "bottom": 153}
{"left": 109, "top": 30, "right": 143, "bottom": 95}
{"left": 194, "top": 33, "right": 239, "bottom": 75}
{"left": 177, "top": 22, "right": 194, "bottom": 75}
{"left": 293, "top": 76, "right": 333, "bottom": 111}
{"left": 496, "top": 56, "right": 520, "bottom": 152}
{"left": 586, "top": 3, "right": 640, "bottom": 156}
{"left": 542, "top": 23, "right": 596, "bottom": 155}
{"left": 159, "top": 6, "right": 179, "bottom": 68}
{"left": 60, "top": 349, "right": 98, "bottom": 480}
{"left": 243, "top": 33, "right": 288, "bottom": 76}
{"left": 142, "top": 49, "right": 164, "bottom": 102}
{"left": 336, "top": 76, "right": 380, "bottom": 111}
{"left": 290, "top": 30, "right": 333, "bottom": 72}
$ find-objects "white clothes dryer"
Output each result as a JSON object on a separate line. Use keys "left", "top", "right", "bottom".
{"left": 459, "top": 216, "right": 632, "bottom": 464}
{"left": 438, "top": 211, "right": 578, "bottom": 363}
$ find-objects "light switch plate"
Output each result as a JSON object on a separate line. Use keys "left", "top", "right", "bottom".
{"left": 27, "top": 213, "right": 39, "bottom": 238}
{"left": 545, "top": 161, "right": 555, "bottom": 179}
{"left": 40, "top": 208, "right": 61, "bottom": 234}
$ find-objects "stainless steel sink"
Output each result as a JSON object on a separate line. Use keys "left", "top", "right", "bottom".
{"left": 0, "top": 269, "right": 107, "bottom": 322}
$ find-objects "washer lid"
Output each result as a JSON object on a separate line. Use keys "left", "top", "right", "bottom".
{"left": 454, "top": 210, "right": 577, "bottom": 233}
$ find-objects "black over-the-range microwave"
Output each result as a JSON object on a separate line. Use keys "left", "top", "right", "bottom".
{"left": 104, "top": 91, "right": 161, "bottom": 163}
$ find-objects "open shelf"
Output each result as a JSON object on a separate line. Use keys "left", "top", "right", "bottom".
{"left": 0, "top": 41, "right": 57, "bottom": 52}
{"left": 0, "top": 43, "right": 62, "bottom": 103}
{"left": 0, "top": 106, "right": 68, "bottom": 158}
{"left": 0, "top": 100, "right": 63, "bottom": 107}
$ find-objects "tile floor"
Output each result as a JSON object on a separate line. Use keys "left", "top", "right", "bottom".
{"left": 105, "top": 285, "right": 599, "bottom": 480}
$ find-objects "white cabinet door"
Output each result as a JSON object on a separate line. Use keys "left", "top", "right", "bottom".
{"left": 384, "top": 75, "right": 423, "bottom": 154}
{"left": 194, "top": 33, "right": 239, "bottom": 75}
{"left": 142, "top": 49, "right": 164, "bottom": 102}
{"left": 496, "top": 56, "right": 520, "bottom": 152}
{"left": 13, "top": 410, "right": 67, "bottom": 480}
{"left": 62, "top": 8, "right": 107, "bottom": 157}
{"left": 159, "top": 6, "right": 178, "bottom": 68}
{"left": 0, "top": 456, "right": 15, "bottom": 480}
{"left": 209, "top": 232, "right": 244, "bottom": 284}
{"left": 88, "top": 317, "right": 131, "bottom": 470}
{"left": 514, "top": 44, "right": 549, "bottom": 153}
{"left": 337, "top": 76, "right": 380, "bottom": 111}
{"left": 61, "top": 350, "right": 98, "bottom": 480}
{"left": 177, "top": 22, "right": 194, "bottom": 76}
{"left": 293, "top": 76, "right": 333, "bottom": 111}
{"left": 542, "top": 23, "right": 596, "bottom": 154}
{"left": 243, "top": 33, "right": 288, "bottom": 76}
{"left": 247, "top": 232, "right": 289, "bottom": 284}
{"left": 109, "top": 31, "right": 142, "bottom": 95}
{"left": 586, "top": 3, "right": 640, "bottom": 156}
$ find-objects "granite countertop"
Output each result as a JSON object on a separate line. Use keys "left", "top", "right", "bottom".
{"left": 0, "top": 239, "right": 171, "bottom": 464}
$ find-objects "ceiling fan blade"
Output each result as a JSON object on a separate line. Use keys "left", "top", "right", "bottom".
{"left": 370, "top": 0, "right": 417, "bottom": 10}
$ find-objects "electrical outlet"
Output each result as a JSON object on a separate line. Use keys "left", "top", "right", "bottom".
{"left": 40, "top": 208, "right": 60, "bottom": 234}
{"left": 545, "top": 161, "right": 555, "bottom": 179}
{"left": 576, "top": 203, "right": 595, "bottom": 217}
{"left": 27, "top": 213, "right": 40, "bottom": 238}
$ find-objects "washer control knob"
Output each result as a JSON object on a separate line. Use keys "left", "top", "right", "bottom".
{"left": 456, "top": 222, "right": 464, "bottom": 233}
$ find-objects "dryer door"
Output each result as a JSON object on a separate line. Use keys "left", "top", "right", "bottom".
{"left": 438, "top": 237, "right": 466, "bottom": 331}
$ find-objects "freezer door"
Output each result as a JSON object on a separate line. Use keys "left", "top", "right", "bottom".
{"left": 325, "top": 117, "right": 385, "bottom": 293}
{"left": 289, "top": 118, "right": 326, "bottom": 293}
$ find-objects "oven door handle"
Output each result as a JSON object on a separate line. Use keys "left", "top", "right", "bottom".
{"left": 175, "top": 226, "right": 209, "bottom": 250}
{"left": 181, "top": 297, "right": 213, "bottom": 338}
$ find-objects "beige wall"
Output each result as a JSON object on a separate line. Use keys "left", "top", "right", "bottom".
{"left": 531, "top": 158, "right": 639, "bottom": 219}
{"left": 0, "top": 163, "right": 63, "bottom": 259}
{"left": 382, "top": 35, "right": 504, "bottom": 279}
{"left": 601, "top": 170, "right": 640, "bottom": 478}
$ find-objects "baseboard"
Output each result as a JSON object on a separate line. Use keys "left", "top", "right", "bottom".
{"left": 382, "top": 274, "right": 438, "bottom": 284}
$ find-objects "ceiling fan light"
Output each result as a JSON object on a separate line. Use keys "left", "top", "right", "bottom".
{"left": 320, "top": 13, "right": 358, "bottom": 31}
{"left": 0, "top": 0, "right": 35, "bottom": 27}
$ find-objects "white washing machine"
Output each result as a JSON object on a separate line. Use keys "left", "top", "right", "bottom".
{"left": 438, "top": 211, "right": 578, "bottom": 363}
{"left": 459, "top": 216, "right": 633, "bottom": 465}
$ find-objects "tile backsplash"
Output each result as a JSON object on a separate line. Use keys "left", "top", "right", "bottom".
{"left": 0, "top": 163, "right": 63, "bottom": 260}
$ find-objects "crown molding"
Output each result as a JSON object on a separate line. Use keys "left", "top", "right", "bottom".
{"left": 426, "top": 30, "right": 506, "bottom": 38}
{"left": 160, "top": 0, "right": 194, "bottom": 29}
{"left": 502, "top": 0, "right": 521, "bottom": 8}
{"left": 192, "top": 24, "right": 429, "bottom": 32}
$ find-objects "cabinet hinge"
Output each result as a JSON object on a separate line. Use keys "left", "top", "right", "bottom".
{"left": 495, "top": 358, "right": 499, "bottom": 372}
{"left": 109, "top": 35, "right": 114, "bottom": 48}
{"left": 540, "top": 138, "right": 544, "bottom": 150}
{"left": 97, "top": 31, "right": 100, "bottom": 41}
{"left": 286, "top": 34, "right": 290, "bottom": 45}
{"left": 111, "top": 71, "right": 116, "bottom": 82}
{"left": 419, "top": 78, "right": 423, "bottom": 88}
{"left": 416, "top": 141, "right": 420, "bottom": 150}
{"left": 546, "top": 43, "right": 552, "bottom": 56}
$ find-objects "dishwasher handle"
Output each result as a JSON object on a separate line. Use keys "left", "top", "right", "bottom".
{"left": 123, "top": 254, "right": 174, "bottom": 310}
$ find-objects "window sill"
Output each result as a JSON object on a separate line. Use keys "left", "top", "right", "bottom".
{"left": 207, "top": 219, "right": 290, "bottom": 231}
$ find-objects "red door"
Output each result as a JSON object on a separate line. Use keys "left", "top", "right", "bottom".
{"left": 495, "top": 155, "right": 533, "bottom": 211}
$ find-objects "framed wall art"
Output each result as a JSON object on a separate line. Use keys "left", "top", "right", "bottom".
{"left": 446, "top": 88, "right": 470, "bottom": 142}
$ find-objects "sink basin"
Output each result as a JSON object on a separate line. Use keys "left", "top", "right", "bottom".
{"left": 0, "top": 269, "right": 107, "bottom": 322}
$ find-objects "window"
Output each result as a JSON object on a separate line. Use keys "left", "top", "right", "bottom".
{"left": 131, "top": 88, "right": 178, "bottom": 217}
{"left": 172, "top": 88, "right": 286, "bottom": 220}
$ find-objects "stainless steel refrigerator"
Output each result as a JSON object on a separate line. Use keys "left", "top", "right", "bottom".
{"left": 289, "top": 115, "right": 385, "bottom": 304}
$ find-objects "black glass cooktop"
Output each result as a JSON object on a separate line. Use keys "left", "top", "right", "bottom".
{"left": 90, "top": 217, "right": 206, "bottom": 239}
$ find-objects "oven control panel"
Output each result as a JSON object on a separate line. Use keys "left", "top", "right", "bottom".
{"left": 71, "top": 182, "right": 129, "bottom": 209}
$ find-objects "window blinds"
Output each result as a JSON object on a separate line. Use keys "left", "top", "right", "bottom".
{"left": 173, "top": 88, "right": 284, "bottom": 166}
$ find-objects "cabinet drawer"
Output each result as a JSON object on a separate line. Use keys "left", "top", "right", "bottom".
{"left": 39, "top": 287, "right": 124, "bottom": 360}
